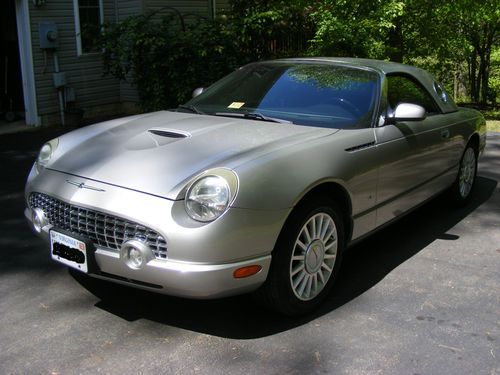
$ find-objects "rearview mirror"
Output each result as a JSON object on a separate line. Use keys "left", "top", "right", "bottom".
{"left": 393, "top": 103, "right": 426, "bottom": 121}
{"left": 192, "top": 87, "right": 204, "bottom": 98}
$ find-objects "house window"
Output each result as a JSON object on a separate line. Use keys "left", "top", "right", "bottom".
{"left": 73, "top": 0, "right": 104, "bottom": 55}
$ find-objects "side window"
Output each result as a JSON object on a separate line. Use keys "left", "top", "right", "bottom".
{"left": 387, "top": 75, "right": 439, "bottom": 114}
{"left": 73, "top": 0, "right": 103, "bottom": 56}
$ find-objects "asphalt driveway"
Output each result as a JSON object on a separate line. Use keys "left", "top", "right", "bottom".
{"left": 0, "top": 128, "right": 498, "bottom": 374}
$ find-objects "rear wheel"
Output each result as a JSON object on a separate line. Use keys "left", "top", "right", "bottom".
{"left": 256, "top": 198, "right": 344, "bottom": 316}
{"left": 451, "top": 143, "right": 478, "bottom": 205}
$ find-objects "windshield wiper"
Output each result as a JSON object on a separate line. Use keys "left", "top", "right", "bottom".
{"left": 214, "top": 112, "right": 293, "bottom": 124}
{"left": 177, "top": 104, "right": 205, "bottom": 115}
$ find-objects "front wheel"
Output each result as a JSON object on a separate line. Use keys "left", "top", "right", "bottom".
{"left": 451, "top": 144, "right": 478, "bottom": 205}
{"left": 255, "top": 199, "right": 344, "bottom": 316}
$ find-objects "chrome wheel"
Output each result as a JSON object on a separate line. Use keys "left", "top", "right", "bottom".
{"left": 459, "top": 147, "right": 476, "bottom": 198}
{"left": 289, "top": 213, "right": 338, "bottom": 301}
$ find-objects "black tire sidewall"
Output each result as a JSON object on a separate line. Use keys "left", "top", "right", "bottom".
{"left": 264, "top": 198, "right": 345, "bottom": 315}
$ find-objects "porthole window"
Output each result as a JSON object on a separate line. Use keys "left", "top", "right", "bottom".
{"left": 433, "top": 81, "right": 449, "bottom": 103}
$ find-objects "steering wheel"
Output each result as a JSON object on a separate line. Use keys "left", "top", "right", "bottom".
{"left": 330, "top": 97, "right": 362, "bottom": 117}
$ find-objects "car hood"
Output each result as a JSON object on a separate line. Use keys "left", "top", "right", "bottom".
{"left": 48, "top": 111, "right": 337, "bottom": 199}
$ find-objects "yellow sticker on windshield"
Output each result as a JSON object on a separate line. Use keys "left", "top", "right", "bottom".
{"left": 228, "top": 102, "right": 245, "bottom": 109}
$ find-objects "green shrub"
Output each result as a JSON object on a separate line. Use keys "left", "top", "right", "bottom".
{"left": 99, "top": 13, "right": 242, "bottom": 111}
{"left": 98, "top": 4, "right": 311, "bottom": 111}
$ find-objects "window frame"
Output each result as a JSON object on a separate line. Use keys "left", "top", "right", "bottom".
{"left": 73, "top": 0, "right": 104, "bottom": 56}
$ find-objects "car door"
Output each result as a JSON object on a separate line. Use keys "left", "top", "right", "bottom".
{"left": 374, "top": 74, "right": 450, "bottom": 226}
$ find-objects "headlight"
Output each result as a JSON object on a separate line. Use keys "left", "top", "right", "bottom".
{"left": 185, "top": 175, "right": 230, "bottom": 222}
{"left": 36, "top": 138, "right": 59, "bottom": 169}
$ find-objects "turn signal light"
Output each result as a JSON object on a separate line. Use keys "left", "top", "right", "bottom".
{"left": 233, "top": 265, "right": 262, "bottom": 279}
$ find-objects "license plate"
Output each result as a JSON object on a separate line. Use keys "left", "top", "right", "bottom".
{"left": 50, "top": 230, "right": 88, "bottom": 273}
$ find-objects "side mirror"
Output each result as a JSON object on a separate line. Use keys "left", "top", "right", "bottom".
{"left": 192, "top": 87, "right": 204, "bottom": 98}
{"left": 393, "top": 103, "right": 426, "bottom": 121}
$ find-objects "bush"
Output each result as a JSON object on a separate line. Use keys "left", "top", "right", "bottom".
{"left": 99, "top": 13, "right": 241, "bottom": 111}
{"left": 98, "top": 4, "right": 311, "bottom": 111}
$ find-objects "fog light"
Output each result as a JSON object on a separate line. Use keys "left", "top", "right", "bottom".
{"left": 120, "top": 239, "right": 154, "bottom": 270}
{"left": 32, "top": 208, "right": 47, "bottom": 234}
{"left": 128, "top": 248, "right": 143, "bottom": 267}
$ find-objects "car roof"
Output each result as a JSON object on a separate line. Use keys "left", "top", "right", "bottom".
{"left": 277, "top": 57, "right": 423, "bottom": 75}
{"left": 272, "top": 57, "right": 458, "bottom": 114}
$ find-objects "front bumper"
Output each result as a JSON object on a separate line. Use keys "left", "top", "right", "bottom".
{"left": 25, "top": 167, "right": 289, "bottom": 298}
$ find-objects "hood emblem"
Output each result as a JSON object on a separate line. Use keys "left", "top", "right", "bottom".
{"left": 66, "top": 179, "right": 105, "bottom": 192}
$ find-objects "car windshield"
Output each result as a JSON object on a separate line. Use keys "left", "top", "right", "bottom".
{"left": 184, "top": 62, "right": 380, "bottom": 129}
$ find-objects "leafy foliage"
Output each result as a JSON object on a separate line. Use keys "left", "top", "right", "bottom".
{"left": 308, "top": 0, "right": 405, "bottom": 59}
{"left": 227, "top": 0, "right": 312, "bottom": 61}
{"left": 99, "top": 2, "right": 311, "bottom": 111}
{"left": 99, "top": 13, "right": 241, "bottom": 111}
{"left": 98, "top": 0, "right": 500, "bottom": 109}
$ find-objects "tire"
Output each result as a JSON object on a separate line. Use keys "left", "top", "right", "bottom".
{"left": 450, "top": 143, "right": 478, "bottom": 206}
{"left": 255, "top": 198, "right": 344, "bottom": 316}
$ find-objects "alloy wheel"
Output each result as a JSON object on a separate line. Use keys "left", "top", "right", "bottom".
{"left": 289, "top": 213, "right": 338, "bottom": 301}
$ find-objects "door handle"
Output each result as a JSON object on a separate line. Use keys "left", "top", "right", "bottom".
{"left": 440, "top": 129, "right": 450, "bottom": 139}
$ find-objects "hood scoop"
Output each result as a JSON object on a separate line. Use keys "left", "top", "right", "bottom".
{"left": 148, "top": 128, "right": 191, "bottom": 138}
{"left": 124, "top": 128, "right": 191, "bottom": 150}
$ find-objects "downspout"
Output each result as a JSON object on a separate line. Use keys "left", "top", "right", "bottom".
{"left": 53, "top": 51, "right": 65, "bottom": 126}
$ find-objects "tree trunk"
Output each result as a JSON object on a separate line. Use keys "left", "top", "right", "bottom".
{"left": 388, "top": 17, "right": 404, "bottom": 63}
{"left": 480, "top": 26, "right": 495, "bottom": 105}
{"left": 454, "top": 70, "right": 459, "bottom": 102}
{"left": 477, "top": 54, "right": 485, "bottom": 105}
{"left": 470, "top": 51, "right": 478, "bottom": 103}
{"left": 480, "top": 53, "right": 490, "bottom": 105}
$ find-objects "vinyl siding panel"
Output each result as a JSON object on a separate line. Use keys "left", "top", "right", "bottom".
{"left": 146, "top": 0, "right": 230, "bottom": 17}
{"left": 28, "top": 0, "right": 233, "bottom": 123}
{"left": 116, "top": 0, "right": 144, "bottom": 17}
{"left": 29, "top": 0, "right": 122, "bottom": 124}
{"left": 145, "top": 0, "right": 211, "bottom": 18}
{"left": 215, "top": 0, "right": 230, "bottom": 14}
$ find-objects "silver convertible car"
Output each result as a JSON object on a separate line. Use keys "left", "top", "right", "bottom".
{"left": 25, "top": 58, "right": 486, "bottom": 315}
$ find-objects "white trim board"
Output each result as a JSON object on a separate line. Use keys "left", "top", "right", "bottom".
{"left": 15, "top": 0, "right": 39, "bottom": 126}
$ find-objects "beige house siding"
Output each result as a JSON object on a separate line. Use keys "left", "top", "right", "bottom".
{"left": 28, "top": 0, "right": 230, "bottom": 125}
{"left": 145, "top": 0, "right": 231, "bottom": 17}
{"left": 214, "top": 0, "right": 230, "bottom": 15}
{"left": 145, "top": 0, "right": 210, "bottom": 17}
{"left": 29, "top": 0, "right": 124, "bottom": 125}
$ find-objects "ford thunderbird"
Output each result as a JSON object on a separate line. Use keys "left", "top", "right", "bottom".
{"left": 25, "top": 58, "right": 486, "bottom": 315}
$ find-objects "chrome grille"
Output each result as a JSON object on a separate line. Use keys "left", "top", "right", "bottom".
{"left": 29, "top": 192, "right": 167, "bottom": 260}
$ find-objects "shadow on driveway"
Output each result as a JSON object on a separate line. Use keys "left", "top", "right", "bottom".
{"left": 70, "top": 176, "right": 497, "bottom": 339}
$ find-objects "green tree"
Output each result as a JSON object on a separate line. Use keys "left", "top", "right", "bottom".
{"left": 454, "top": 0, "right": 500, "bottom": 104}
{"left": 308, "top": 0, "right": 499, "bottom": 104}
{"left": 308, "top": 0, "right": 405, "bottom": 59}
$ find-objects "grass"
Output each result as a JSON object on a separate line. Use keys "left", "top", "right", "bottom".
{"left": 480, "top": 107, "right": 500, "bottom": 132}
{"left": 487, "top": 120, "right": 500, "bottom": 132}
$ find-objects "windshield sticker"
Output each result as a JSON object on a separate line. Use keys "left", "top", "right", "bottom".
{"left": 228, "top": 102, "right": 245, "bottom": 109}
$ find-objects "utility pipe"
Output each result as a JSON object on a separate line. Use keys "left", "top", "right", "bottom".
{"left": 53, "top": 51, "right": 65, "bottom": 126}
